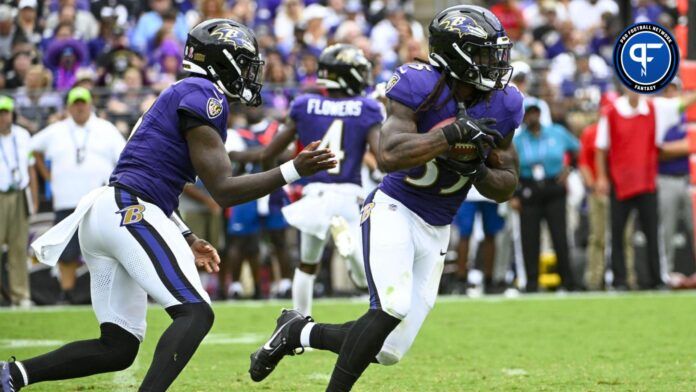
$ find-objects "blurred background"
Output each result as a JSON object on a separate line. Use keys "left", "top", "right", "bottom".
{"left": 0, "top": 0, "right": 694, "bottom": 307}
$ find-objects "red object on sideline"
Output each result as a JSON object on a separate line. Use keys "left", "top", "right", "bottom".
{"left": 605, "top": 101, "right": 657, "bottom": 200}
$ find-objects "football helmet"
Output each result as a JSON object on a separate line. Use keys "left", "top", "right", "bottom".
{"left": 317, "top": 44, "right": 372, "bottom": 96}
{"left": 428, "top": 5, "right": 513, "bottom": 91}
{"left": 183, "top": 19, "right": 264, "bottom": 106}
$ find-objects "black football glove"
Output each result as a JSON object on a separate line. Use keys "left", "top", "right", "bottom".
{"left": 436, "top": 156, "right": 489, "bottom": 183}
{"left": 440, "top": 103, "right": 503, "bottom": 150}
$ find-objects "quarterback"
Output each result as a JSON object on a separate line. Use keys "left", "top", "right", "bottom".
{"left": 249, "top": 6, "right": 524, "bottom": 391}
{"left": 1, "top": 19, "right": 335, "bottom": 392}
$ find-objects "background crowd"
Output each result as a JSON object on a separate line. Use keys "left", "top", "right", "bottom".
{"left": 0, "top": 0, "right": 694, "bottom": 306}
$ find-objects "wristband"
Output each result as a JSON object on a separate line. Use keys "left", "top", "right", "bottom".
{"left": 441, "top": 122, "right": 462, "bottom": 145}
{"left": 170, "top": 213, "right": 192, "bottom": 237}
{"left": 280, "top": 160, "right": 301, "bottom": 184}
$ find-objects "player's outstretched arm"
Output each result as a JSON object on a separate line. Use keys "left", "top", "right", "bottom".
{"left": 378, "top": 100, "right": 450, "bottom": 172}
{"left": 474, "top": 133, "right": 519, "bottom": 203}
{"left": 187, "top": 125, "right": 335, "bottom": 207}
{"left": 228, "top": 120, "right": 297, "bottom": 164}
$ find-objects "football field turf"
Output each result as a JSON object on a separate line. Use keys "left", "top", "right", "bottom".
{"left": 1, "top": 292, "right": 695, "bottom": 391}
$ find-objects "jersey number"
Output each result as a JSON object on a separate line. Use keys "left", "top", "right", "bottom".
{"left": 318, "top": 119, "right": 345, "bottom": 175}
{"left": 404, "top": 160, "right": 470, "bottom": 195}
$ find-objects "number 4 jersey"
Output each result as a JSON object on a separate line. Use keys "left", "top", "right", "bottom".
{"left": 379, "top": 63, "right": 524, "bottom": 226}
{"left": 289, "top": 93, "right": 384, "bottom": 186}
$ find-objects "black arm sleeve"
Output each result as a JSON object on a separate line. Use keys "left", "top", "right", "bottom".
{"left": 177, "top": 109, "right": 218, "bottom": 135}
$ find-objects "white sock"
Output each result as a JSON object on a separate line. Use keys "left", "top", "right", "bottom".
{"left": 292, "top": 268, "right": 315, "bottom": 316}
{"left": 229, "top": 282, "right": 243, "bottom": 295}
{"left": 278, "top": 278, "right": 292, "bottom": 293}
{"left": 16, "top": 360, "right": 29, "bottom": 386}
{"left": 299, "top": 322, "right": 315, "bottom": 347}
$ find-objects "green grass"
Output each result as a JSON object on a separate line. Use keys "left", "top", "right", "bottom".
{"left": 1, "top": 292, "right": 696, "bottom": 391}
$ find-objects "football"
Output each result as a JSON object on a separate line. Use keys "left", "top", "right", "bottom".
{"left": 430, "top": 117, "right": 480, "bottom": 162}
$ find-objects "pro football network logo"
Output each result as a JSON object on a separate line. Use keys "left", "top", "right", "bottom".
{"left": 613, "top": 22, "right": 679, "bottom": 93}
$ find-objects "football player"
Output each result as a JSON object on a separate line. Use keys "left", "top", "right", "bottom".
{"left": 1, "top": 19, "right": 335, "bottom": 392}
{"left": 232, "top": 44, "right": 383, "bottom": 316}
{"left": 248, "top": 6, "right": 524, "bottom": 390}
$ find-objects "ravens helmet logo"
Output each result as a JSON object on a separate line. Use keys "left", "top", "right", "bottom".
{"left": 210, "top": 25, "right": 256, "bottom": 53}
{"left": 438, "top": 15, "right": 487, "bottom": 39}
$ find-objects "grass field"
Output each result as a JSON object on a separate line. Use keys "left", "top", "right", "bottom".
{"left": 1, "top": 292, "right": 696, "bottom": 391}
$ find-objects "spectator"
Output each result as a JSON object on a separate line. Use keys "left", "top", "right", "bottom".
{"left": 491, "top": 0, "right": 526, "bottom": 41}
{"left": 44, "top": 36, "right": 89, "bottom": 90}
{"left": 577, "top": 91, "right": 637, "bottom": 290}
{"left": 595, "top": 88, "right": 696, "bottom": 289}
{"left": 31, "top": 87, "right": 125, "bottom": 303}
{"left": 369, "top": 6, "right": 401, "bottom": 69}
{"left": 230, "top": 0, "right": 257, "bottom": 27}
{"left": 0, "top": 96, "right": 37, "bottom": 308}
{"left": 73, "top": 66, "right": 96, "bottom": 89}
{"left": 87, "top": 11, "right": 123, "bottom": 60}
{"left": 130, "top": 0, "right": 188, "bottom": 53}
{"left": 511, "top": 61, "right": 552, "bottom": 126}
{"left": 44, "top": 0, "right": 99, "bottom": 41}
{"left": 4, "top": 43, "right": 37, "bottom": 90}
{"left": 300, "top": 4, "right": 328, "bottom": 56}
{"left": 14, "top": 64, "right": 63, "bottom": 133}
{"left": 0, "top": 5, "right": 14, "bottom": 60}
{"left": 513, "top": 99, "right": 580, "bottom": 291}
{"left": 274, "top": 0, "right": 304, "bottom": 54}
{"left": 14, "top": 0, "right": 41, "bottom": 46}
{"left": 656, "top": 79, "right": 693, "bottom": 276}
{"left": 95, "top": 36, "right": 147, "bottom": 88}
{"left": 567, "top": 0, "right": 619, "bottom": 31}
{"left": 186, "top": 0, "right": 229, "bottom": 27}
{"left": 148, "top": 37, "right": 181, "bottom": 88}
{"left": 106, "top": 67, "right": 155, "bottom": 135}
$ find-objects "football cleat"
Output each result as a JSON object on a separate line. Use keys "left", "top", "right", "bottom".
{"left": 249, "top": 309, "right": 312, "bottom": 382}
{"left": 0, "top": 359, "right": 19, "bottom": 392}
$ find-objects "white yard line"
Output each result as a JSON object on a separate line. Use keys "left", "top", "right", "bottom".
{"left": 0, "top": 339, "right": 65, "bottom": 348}
{"left": 1, "top": 291, "right": 695, "bottom": 314}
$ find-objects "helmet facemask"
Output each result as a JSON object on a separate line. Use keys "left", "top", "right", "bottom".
{"left": 450, "top": 39, "right": 513, "bottom": 91}
{"left": 213, "top": 49, "right": 265, "bottom": 107}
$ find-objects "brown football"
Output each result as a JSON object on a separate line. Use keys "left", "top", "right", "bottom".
{"left": 430, "top": 117, "right": 479, "bottom": 162}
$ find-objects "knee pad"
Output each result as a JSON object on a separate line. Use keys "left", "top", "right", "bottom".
{"left": 99, "top": 323, "right": 140, "bottom": 371}
{"left": 166, "top": 303, "right": 215, "bottom": 334}
{"left": 381, "top": 295, "right": 410, "bottom": 320}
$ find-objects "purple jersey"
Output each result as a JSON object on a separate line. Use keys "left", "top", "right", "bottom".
{"left": 380, "top": 63, "right": 524, "bottom": 226}
{"left": 289, "top": 93, "right": 383, "bottom": 186}
{"left": 110, "top": 77, "right": 229, "bottom": 216}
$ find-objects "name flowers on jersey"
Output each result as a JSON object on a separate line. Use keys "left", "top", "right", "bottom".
{"left": 306, "top": 98, "right": 363, "bottom": 117}
{"left": 207, "top": 98, "right": 223, "bottom": 119}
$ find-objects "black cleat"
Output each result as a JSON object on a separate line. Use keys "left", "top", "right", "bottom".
{"left": 249, "top": 309, "right": 312, "bottom": 382}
